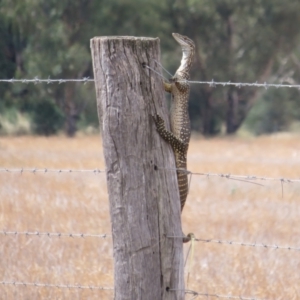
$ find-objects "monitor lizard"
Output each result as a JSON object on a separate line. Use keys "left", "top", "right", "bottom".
{"left": 153, "top": 33, "right": 195, "bottom": 243}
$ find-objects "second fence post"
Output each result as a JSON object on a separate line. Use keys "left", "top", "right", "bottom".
{"left": 91, "top": 36, "right": 185, "bottom": 300}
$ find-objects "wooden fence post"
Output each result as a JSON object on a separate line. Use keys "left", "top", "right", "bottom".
{"left": 91, "top": 36, "right": 185, "bottom": 300}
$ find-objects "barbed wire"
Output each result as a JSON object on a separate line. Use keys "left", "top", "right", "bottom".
{"left": 0, "top": 230, "right": 110, "bottom": 238}
{"left": 185, "top": 79, "right": 300, "bottom": 90}
{"left": 192, "top": 172, "right": 297, "bottom": 183}
{"left": 0, "top": 281, "right": 264, "bottom": 299}
{"left": 0, "top": 168, "right": 105, "bottom": 174}
{"left": 177, "top": 289, "right": 266, "bottom": 300}
{"left": 0, "top": 280, "right": 113, "bottom": 290}
{"left": 158, "top": 168, "right": 300, "bottom": 184}
{"left": 0, "top": 77, "right": 94, "bottom": 84}
{"left": 174, "top": 289, "right": 265, "bottom": 300}
{"left": 1, "top": 167, "right": 299, "bottom": 184}
{"left": 1, "top": 75, "right": 300, "bottom": 90}
{"left": 1, "top": 229, "right": 299, "bottom": 252}
{"left": 168, "top": 235, "right": 300, "bottom": 252}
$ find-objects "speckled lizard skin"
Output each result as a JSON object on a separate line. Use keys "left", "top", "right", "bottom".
{"left": 153, "top": 33, "right": 195, "bottom": 242}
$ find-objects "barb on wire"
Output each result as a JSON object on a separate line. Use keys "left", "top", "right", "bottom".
{"left": 168, "top": 235, "right": 300, "bottom": 252}
{"left": 171, "top": 289, "right": 265, "bottom": 300}
{"left": 281, "top": 179, "right": 284, "bottom": 198}
{"left": 0, "top": 230, "right": 110, "bottom": 239}
{"left": 0, "top": 168, "right": 105, "bottom": 174}
{"left": 0, "top": 77, "right": 94, "bottom": 84}
{"left": 0, "top": 280, "right": 113, "bottom": 291}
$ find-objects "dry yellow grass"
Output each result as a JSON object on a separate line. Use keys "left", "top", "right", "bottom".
{"left": 1, "top": 134, "right": 300, "bottom": 299}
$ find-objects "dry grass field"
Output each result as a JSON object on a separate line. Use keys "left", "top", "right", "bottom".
{"left": 1, "top": 134, "right": 300, "bottom": 299}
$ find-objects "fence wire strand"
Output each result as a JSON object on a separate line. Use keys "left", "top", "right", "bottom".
{"left": 168, "top": 235, "right": 300, "bottom": 252}
{"left": 157, "top": 167, "right": 300, "bottom": 184}
{"left": 0, "top": 280, "right": 113, "bottom": 291}
{"left": 176, "top": 289, "right": 267, "bottom": 300}
{"left": 0, "top": 77, "right": 94, "bottom": 84}
{"left": 1, "top": 167, "right": 300, "bottom": 184}
{"left": 0, "top": 168, "right": 105, "bottom": 174}
{"left": 1, "top": 75, "right": 300, "bottom": 90}
{"left": 1, "top": 229, "right": 299, "bottom": 252}
{"left": 0, "top": 281, "right": 264, "bottom": 299}
{"left": 0, "top": 230, "right": 110, "bottom": 238}
{"left": 185, "top": 79, "right": 300, "bottom": 89}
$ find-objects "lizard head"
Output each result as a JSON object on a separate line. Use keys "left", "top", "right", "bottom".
{"left": 172, "top": 33, "right": 195, "bottom": 80}
{"left": 172, "top": 33, "right": 195, "bottom": 53}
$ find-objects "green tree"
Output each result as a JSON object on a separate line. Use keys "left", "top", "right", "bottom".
{"left": 160, "top": 0, "right": 300, "bottom": 134}
{"left": 0, "top": 15, "right": 18, "bottom": 107}
{"left": 2, "top": 0, "right": 300, "bottom": 136}
{"left": 0, "top": 0, "right": 166, "bottom": 136}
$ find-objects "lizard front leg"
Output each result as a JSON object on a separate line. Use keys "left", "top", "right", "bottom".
{"left": 164, "top": 82, "right": 172, "bottom": 93}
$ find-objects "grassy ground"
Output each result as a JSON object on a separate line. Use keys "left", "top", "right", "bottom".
{"left": 1, "top": 134, "right": 300, "bottom": 299}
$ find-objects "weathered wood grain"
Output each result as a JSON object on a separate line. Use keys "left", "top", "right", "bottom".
{"left": 91, "top": 36, "right": 184, "bottom": 300}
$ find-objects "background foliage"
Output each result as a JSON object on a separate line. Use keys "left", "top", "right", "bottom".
{"left": 1, "top": 0, "right": 300, "bottom": 136}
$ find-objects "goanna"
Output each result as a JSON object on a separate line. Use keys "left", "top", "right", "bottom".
{"left": 153, "top": 33, "right": 195, "bottom": 242}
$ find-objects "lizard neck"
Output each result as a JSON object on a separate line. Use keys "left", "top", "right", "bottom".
{"left": 174, "top": 48, "right": 194, "bottom": 80}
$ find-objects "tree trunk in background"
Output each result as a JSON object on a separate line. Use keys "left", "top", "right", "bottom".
{"left": 64, "top": 84, "right": 78, "bottom": 137}
{"left": 202, "top": 91, "right": 216, "bottom": 135}
{"left": 226, "top": 87, "right": 241, "bottom": 134}
{"left": 226, "top": 55, "right": 275, "bottom": 134}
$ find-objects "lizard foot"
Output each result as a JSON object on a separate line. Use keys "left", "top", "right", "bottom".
{"left": 183, "top": 232, "right": 195, "bottom": 243}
